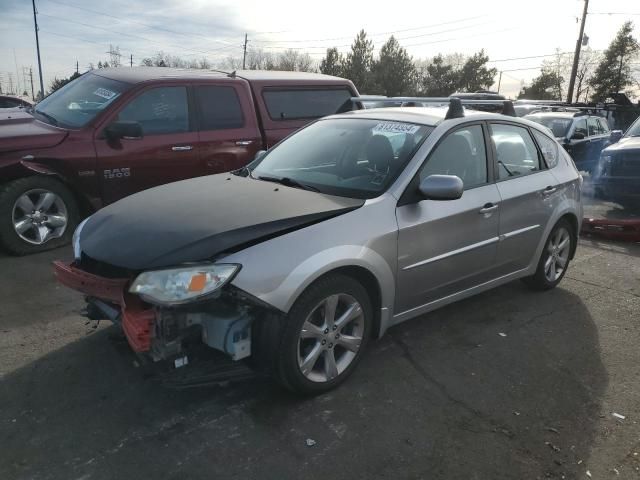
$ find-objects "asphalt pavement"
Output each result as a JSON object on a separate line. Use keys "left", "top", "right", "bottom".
{"left": 1, "top": 238, "right": 639, "bottom": 479}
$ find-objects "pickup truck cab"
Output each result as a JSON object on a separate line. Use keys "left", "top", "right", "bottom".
{"left": 0, "top": 67, "right": 357, "bottom": 254}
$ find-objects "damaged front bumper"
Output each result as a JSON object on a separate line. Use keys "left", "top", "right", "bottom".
{"left": 53, "top": 261, "right": 257, "bottom": 363}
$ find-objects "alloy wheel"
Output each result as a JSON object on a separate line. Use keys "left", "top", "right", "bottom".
{"left": 12, "top": 189, "right": 68, "bottom": 245}
{"left": 544, "top": 226, "right": 571, "bottom": 282}
{"left": 297, "top": 293, "right": 365, "bottom": 383}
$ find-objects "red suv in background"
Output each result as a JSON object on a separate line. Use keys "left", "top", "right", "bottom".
{"left": 0, "top": 67, "right": 357, "bottom": 254}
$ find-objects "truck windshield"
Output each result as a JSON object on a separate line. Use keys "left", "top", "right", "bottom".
{"left": 33, "top": 72, "right": 129, "bottom": 129}
{"left": 525, "top": 115, "right": 572, "bottom": 138}
{"left": 626, "top": 117, "right": 640, "bottom": 137}
{"left": 251, "top": 118, "right": 432, "bottom": 199}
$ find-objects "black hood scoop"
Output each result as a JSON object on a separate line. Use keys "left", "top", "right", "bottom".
{"left": 80, "top": 174, "right": 364, "bottom": 270}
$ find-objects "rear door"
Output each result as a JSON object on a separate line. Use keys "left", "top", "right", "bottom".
{"left": 395, "top": 123, "right": 501, "bottom": 313}
{"left": 586, "top": 116, "right": 608, "bottom": 171}
{"left": 95, "top": 84, "right": 200, "bottom": 204}
{"left": 193, "top": 82, "right": 262, "bottom": 173}
{"left": 489, "top": 122, "right": 559, "bottom": 275}
{"left": 567, "top": 117, "right": 589, "bottom": 170}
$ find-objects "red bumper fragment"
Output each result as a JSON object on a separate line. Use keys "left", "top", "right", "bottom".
{"left": 581, "top": 218, "right": 640, "bottom": 242}
{"left": 53, "top": 261, "right": 155, "bottom": 352}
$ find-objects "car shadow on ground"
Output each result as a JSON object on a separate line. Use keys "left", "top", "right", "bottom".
{"left": 0, "top": 281, "right": 607, "bottom": 480}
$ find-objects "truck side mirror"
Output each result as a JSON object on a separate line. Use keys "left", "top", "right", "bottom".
{"left": 610, "top": 130, "right": 623, "bottom": 144}
{"left": 105, "top": 121, "right": 143, "bottom": 141}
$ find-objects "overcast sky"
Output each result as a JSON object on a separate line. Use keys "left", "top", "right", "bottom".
{"left": 1, "top": 0, "right": 639, "bottom": 98}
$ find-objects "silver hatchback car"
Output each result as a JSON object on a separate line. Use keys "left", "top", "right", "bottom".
{"left": 55, "top": 99, "right": 583, "bottom": 394}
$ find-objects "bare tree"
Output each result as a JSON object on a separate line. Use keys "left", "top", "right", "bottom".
{"left": 574, "top": 48, "right": 601, "bottom": 102}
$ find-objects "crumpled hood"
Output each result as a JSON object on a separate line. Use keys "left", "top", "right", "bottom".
{"left": 602, "top": 136, "right": 640, "bottom": 154}
{"left": 80, "top": 174, "right": 364, "bottom": 270}
{"left": 0, "top": 109, "right": 68, "bottom": 153}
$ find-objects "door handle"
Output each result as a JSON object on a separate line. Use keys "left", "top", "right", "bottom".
{"left": 172, "top": 145, "right": 193, "bottom": 151}
{"left": 542, "top": 186, "right": 557, "bottom": 196}
{"left": 235, "top": 140, "right": 253, "bottom": 146}
{"left": 479, "top": 203, "right": 499, "bottom": 214}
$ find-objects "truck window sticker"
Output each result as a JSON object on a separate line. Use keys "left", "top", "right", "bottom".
{"left": 93, "top": 88, "right": 118, "bottom": 100}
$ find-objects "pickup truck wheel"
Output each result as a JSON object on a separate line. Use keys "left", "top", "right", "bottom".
{"left": 0, "top": 177, "right": 80, "bottom": 255}
{"left": 257, "top": 274, "right": 372, "bottom": 395}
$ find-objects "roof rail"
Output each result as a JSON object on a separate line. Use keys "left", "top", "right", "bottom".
{"left": 351, "top": 96, "right": 517, "bottom": 118}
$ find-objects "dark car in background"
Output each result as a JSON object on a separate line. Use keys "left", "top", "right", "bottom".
{"left": 524, "top": 111, "right": 611, "bottom": 172}
{"left": 0, "top": 67, "right": 357, "bottom": 255}
{"left": 0, "top": 95, "right": 33, "bottom": 109}
{"left": 592, "top": 115, "right": 640, "bottom": 204}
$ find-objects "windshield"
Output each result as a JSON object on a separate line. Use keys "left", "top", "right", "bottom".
{"left": 626, "top": 117, "right": 640, "bottom": 137}
{"left": 34, "top": 72, "right": 129, "bottom": 129}
{"left": 525, "top": 115, "right": 572, "bottom": 138}
{"left": 251, "top": 118, "right": 433, "bottom": 199}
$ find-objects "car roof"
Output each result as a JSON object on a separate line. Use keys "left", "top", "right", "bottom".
{"left": 525, "top": 111, "right": 586, "bottom": 119}
{"left": 332, "top": 106, "right": 537, "bottom": 128}
{"left": 90, "top": 67, "right": 347, "bottom": 85}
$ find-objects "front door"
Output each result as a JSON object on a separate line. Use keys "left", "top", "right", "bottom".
{"left": 396, "top": 124, "right": 501, "bottom": 314}
{"left": 95, "top": 85, "right": 200, "bottom": 204}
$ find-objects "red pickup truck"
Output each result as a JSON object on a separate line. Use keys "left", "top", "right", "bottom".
{"left": 0, "top": 67, "right": 357, "bottom": 254}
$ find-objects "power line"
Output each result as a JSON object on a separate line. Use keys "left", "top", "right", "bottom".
{"left": 43, "top": 0, "right": 237, "bottom": 47}
{"left": 588, "top": 12, "right": 640, "bottom": 16}
{"left": 250, "top": 15, "right": 487, "bottom": 44}
{"left": 37, "top": 12, "right": 241, "bottom": 57}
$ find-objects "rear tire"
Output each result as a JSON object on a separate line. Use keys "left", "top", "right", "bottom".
{"left": 253, "top": 274, "right": 372, "bottom": 395}
{"left": 0, "top": 176, "right": 80, "bottom": 255}
{"left": 522, "top": 219, "right": 575, "bottom": 291}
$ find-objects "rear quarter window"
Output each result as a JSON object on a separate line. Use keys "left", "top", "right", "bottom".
{"left": 532, "top": 130, "right": 559, "bottom": 168}
{"left": 262, "top": 88, "right": 352, "bottom": 121}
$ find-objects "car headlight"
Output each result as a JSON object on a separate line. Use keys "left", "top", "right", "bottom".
{"left": 129, "top": 264, "right": 240, "bottom": 305}
{"left": 72, "top": 217, "right": 90, "bottom": 260}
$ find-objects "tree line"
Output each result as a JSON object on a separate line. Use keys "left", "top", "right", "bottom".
{"left": 48, "top": 23, "right": 639, "bottom": 102}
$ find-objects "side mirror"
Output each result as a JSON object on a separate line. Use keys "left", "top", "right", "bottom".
{"left": 571, "top": 132, "right": 585, "bottom": 140}
{"left": 418, "top": 174, "right": 463, "bottom": 201}
{"left": 105, "top": 121, "right": 143, "bottom": 140}
{"left": 610, "top": 130, "right": 623, "bottom": 144}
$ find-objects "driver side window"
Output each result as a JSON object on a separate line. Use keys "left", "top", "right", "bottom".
{"left": 419, "top": 124, "right": 487, "bottom": 190}
{"left": 117, "top": 87, "right": 189, "bottom": 135}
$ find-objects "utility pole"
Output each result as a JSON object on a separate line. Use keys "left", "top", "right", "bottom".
{"left": 497, "top": 71, "right": 503, "bottom": 94}
{"left": 566, "top": 0, "right": 589, "bottom": 104}
{"left": 29, "top": 68, "right": 35, "bottom": 101}
{"left": 32, "top": 0, "right": 45, "bottom": 99}
{"left": 130, "top": 54, "right": 133, "bottom": 68}
{"left": 617, "top": 55, "right": 624, "bottom": 93}
{"left": 76, "top": 60, "right": 79, "bottom": 74}
{"left": 242, "top": 33, "right": 248, "bottom": 70}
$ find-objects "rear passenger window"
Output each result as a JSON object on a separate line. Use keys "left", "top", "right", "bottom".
{"left": 598, "top": 118, "right": 610, "bottom": 133}
{"left": 532, "top": 130, "right": 559, "bottom": 168}
{"left": 419, "top": 125, "right": 487, "bottom": 189}
{"left": 490, "top": 123, "right": 542, "bottom": 180}
{"left": 263, "top": 89, "right": 352, "bottom": 120}
{"left": 195, "top": 86, "right": 244, "bottom": 130}
{"left": 118, "top": 87, "right": 189, "bottom": 135}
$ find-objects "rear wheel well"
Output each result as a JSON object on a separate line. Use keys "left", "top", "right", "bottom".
{"left": 314, "top": 266, "right": 383, "bottom": 339}
{"left": 558, "top": 213, "right": 579, "bottom": 259}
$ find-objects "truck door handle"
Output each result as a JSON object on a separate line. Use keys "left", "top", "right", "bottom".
{"left": 235, "top": 140, "right": 253, "bottom": 146}
{"left": 479, "top": 203, "right": 499, "bottom": 214}
{"left": 542, "top": 186, "right": 557, "bottom": 196}
{"left": 172, "top": 145, "right": 193, "bottom": 151}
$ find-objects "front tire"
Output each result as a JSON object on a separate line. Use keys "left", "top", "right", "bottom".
{"left": 0, "top": 176, "right": 80, "bottom": 255}
{"left": 523, "top": 219, "right": 575, "bottom": 291}
{"left": 256, "top": 274, "right": 372, "bottom": 395}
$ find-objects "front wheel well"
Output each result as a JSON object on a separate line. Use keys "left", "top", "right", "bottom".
{"left": 312, "top": 266, "right": 383, "bottom": 339}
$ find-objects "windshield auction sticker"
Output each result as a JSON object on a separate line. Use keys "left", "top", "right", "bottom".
{"left": 93, "top": 88, "right": 118, "bottom": 100}
{"left": 373, "top": 122, "right": 421, "bottom": 134}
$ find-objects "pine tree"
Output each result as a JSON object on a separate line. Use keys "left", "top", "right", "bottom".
{"left": 372, "top": 36, "right": 415, "bottom": 96}
{"left": 320, "top": 48, "right": 344, "bottom": 77}
{"left": 588, "top": 21, "right": 639, "bottom": 101}
{"left": 342, "top": 30, "right": 376, "bottom": 93}
{"left": 457, "top": 50, "right": 497, "bottom": 92}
